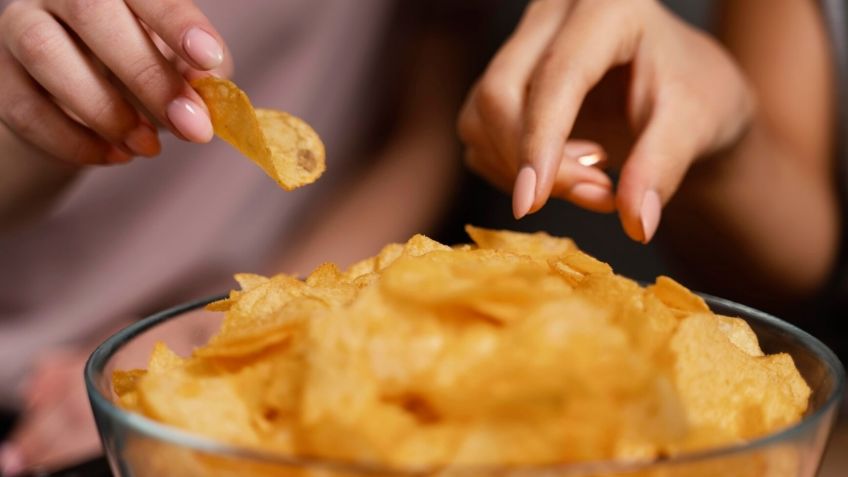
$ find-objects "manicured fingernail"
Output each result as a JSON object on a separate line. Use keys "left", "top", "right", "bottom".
{"left": 564, "top": 142, "right": 605, "bottom": 167}
{"left": 1, "top": 443, "right": 25, "bottom": 477}
{"left": 513, "top": 166, "right": 536, "bottom": 219}
{"left": 571, "top": 182, "right": 612, "bottom": 203}
{"left": 124, "top": 123, "right": 160, "bottom": 157}
{"left": 577, "top": 152, "right": 604, "bottom": 167}
{"left": 640, "top": 189, "right": 662, "bottom": 243}
{"left": 105, "top": 147, "right": 132, "bottom": 164}
{"left": 183, "top": 28, "right": 223, "bottom": 70}
{"left": 167, "top": 97, "right": 213, "bottom": 143}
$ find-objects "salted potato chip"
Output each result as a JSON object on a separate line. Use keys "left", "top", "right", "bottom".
{"left": 191, "top": 77, "right": 325, "bottom": 190}
{"left": 465, "top": 225, "right": 576, "bottom": 259}
{"left": 117, "top": 225, "right": 810, "bottom": 471}
{"left": 647, "top": 276, "right": 709, "bottom": 315}
{"left": 670, "top": 313, "right": 810, "bottom": 443}
{"left": 718, "top": 315, "right": 764, "bottom": 357}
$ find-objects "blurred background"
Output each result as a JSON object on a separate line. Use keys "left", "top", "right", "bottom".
{"left": 0, "top": 0, "right": 844, "bottom": 475}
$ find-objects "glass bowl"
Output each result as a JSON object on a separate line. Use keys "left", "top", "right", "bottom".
{"left": 85, "top": 293, "right": 845, "bottom": 477}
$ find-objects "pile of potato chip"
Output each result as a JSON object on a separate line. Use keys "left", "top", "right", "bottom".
{"left": 114, "top": 226, "right": 810, "bottom": 468}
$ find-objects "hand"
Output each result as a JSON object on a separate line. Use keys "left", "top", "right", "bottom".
{"left": 0, "top": 0, "right": 232, "bottom": 166}
{"left": 458, "top": 0, "right": 754, "bottom": 242}
{"left": 0, "top": 347, "right": 98, "bottom": 476}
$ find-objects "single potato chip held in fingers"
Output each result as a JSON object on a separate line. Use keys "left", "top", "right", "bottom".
{"left": 191, "top": 77, "right": 325, "bottom": 190}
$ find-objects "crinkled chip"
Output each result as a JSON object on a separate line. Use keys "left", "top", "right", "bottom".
{"left": 191, "top": 77, "right": 325, "bottom": 190}
{"left": 116, "top": 225, "right": 811, "bottom": 472}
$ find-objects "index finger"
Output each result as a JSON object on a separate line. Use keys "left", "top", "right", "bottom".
{"left": 519, "top": 0, "right": 644, "bottom": 216}
{"left": 126, "top": 0, "right": 225, "bottom": 71}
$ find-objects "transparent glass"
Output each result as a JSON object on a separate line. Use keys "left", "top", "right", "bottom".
{"left": 85, "top": 294, "right": 845, "bottom": 477}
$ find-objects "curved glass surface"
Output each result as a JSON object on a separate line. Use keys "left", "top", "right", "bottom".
{"left": 85, "top": 294, "right": 845, "bottom": 477}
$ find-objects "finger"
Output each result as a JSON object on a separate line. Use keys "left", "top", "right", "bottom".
{"left": 616, "top": 102, "right": 700, "bottom": 243}
{"left": 47, "top": 0, "right": 213, "bottom": 143}
{"left": 564, "top": 139, "right": 608, "bottom": 169}
{"left": 465, "top": 148, "right": 513, "bottom": 194}
{"left": 145, "top": 24, "right": 234, "bottom": 80}
{"left": 0, "top": 48, "right": 129, "bottom": 165}
{"left": 126, "top": 0, "right": 225, "bottom": 71}
{"left": 475, "top": 0, "right": 573, "bottom": 167}
{"left": 458, "top": 88, "right": 516, "bottom": 181}
{"left": 2, "top": 2, "right": 158, "bottom": 156}
{"left": 551, "top": 140, "right": 615, "bottom": 213}
{"left": 519, "top": 0, "right": 645, "bottom": 217}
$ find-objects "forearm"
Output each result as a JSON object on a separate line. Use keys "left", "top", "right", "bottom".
{"left": 662, "top": 116, "right": 839, "bottom": 305}
{"left": 0, "top": 123, "right": 79, "bottom": 231}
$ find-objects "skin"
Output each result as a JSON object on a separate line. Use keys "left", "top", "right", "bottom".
{"left": 0, "top": 0, "right": 837, "bottom": 472}
{"left": 663, "top": 0, "right": 837, "bottom": 306}
{"left": 0, "top": 2, "right": 467, "bottom": 474}
{"left": 459, "top": 0, "right": 836, "bottom": 304}
{"left": 0, "top": 0, "right": 234, "bottom": 228}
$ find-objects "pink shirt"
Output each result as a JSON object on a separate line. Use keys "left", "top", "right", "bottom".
{"left": 0, "top": 0, "right": 394, "bottom": 407}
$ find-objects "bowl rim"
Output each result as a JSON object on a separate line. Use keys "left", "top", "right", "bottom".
{"left": 84, "top": 292, "right": 846, "bottom": 476}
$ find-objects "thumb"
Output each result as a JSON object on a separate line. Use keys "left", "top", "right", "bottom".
{"left": 616, "top": 104, "right": 701, "bottom": 243}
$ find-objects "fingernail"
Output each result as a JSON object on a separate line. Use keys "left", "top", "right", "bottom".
{"left": 576, "top": 152, "right": 604, "bottom": 167}
{"left": 640, "top": 189, "right": 662, "bottom": 243}
{"left": 124, "top": 124, "right": 160, "bottom": 157}
{"left": 513, "top": 166, "right": 536, "bottom": 219}
{"left": 183, "top": 28, "right": 223, "bottom": 70}
{"left": 571, "top": 182, "right": 612, "bottom": 203}
{"left": 167, "top": 97, "right": 213, "bottom": 143}
{"left": 1, "top": 443, "right": 25, "bottom": 477}
{"left": 105, "top": 147, "right": 132, "bottom": 164}
{"left": 564, "top": 142, "right": 605, "bottom": 167}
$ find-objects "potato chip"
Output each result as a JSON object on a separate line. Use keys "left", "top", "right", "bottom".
{"left": 670, "top": 313, "right": 810, "bottom": 445}
{"left": 646, "top": 275, "right": 709, "bottom": 316}
{"left": 117, "top": 225, "right": 810, "bottom": 471}
{"left": 465, "top": 224, "right": 576, "bottom": 258}
{"left": 718, "top": 315, "right": 764, "bottom": 357}
{"left": 191, "top": 77, "right": 325, "bottom": 190}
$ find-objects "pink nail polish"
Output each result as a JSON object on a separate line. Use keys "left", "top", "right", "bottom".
{"left": 564, "top": 142, "right": 606, "bottom": 168}
{"left": 513, "top": 166, "right": 536, "bottom": 219}
{"left": 183, "top": 28, "right": 223, "bottom": 70}
{"left": 124, "top": 124, "right": 160, "bottom": 157}
{"left": 167, "top": 97, "right": 213, "bottom": 143}
{"left": 563, "top": 141, "right": 601, "bottom": 159}
{"left": 640, "top": 189, "right": 662, "bottom": 243}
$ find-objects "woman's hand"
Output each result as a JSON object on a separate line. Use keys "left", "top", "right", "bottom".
{"left": 458, "top": 0, "right": 754, "bottom": 242}
{"left": 0, "top": 347, "right": 98, "bottom": 476}
{"left": 0, "top": 0, "right": 232, "bottom": 166}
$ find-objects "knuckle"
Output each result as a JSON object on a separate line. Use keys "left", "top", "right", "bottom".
{"left": 14, "top": 20, "right": 62, "bottom": 67}
{"left": 475, "top": 78, "right": 518, "bottom": 123}
{"left": 151, "top": 1, "right": 190, "bottom": 33}
{"left": 85, "top": 95, "right": 135, "bottom": 139}
{"left": 2, "top": 94, "right": 43, "bottom": 137}
{"left": 598, "top": 0, "right": 644, "bottom": 34}
{"left": 127, "top": 56, "right": 171, "bottom": 98}
{"left": 64, "top": 0, "right": 113, "bottom": 25}
{"left": 554, "top": 64, "right": 592, "bottom": 98}
{"left": 456, "top": 107, "right": 479, "bottom": 145}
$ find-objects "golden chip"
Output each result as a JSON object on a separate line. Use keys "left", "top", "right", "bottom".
{"left": 191, "top": 77, "right": 325, "bottom": 190}
{"left": 116, "top": 225, "right": 811, "bottom": 472}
